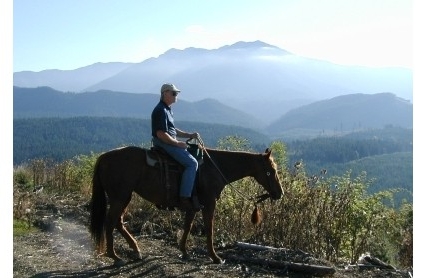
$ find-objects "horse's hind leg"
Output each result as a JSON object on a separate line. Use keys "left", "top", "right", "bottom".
{"left": 116, "top": 209, "right": 142, "bottom": 260}
{"left": 179, "top": 210, "right": 196, "bottom": 260}
{"left": 105, "top": 200, "right": 129, "bottom": 266}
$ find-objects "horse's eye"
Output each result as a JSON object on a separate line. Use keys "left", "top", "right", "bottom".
{"left": 266, "top": 172, "right": 270, "bottom": 176}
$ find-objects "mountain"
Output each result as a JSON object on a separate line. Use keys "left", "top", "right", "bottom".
{"left": 267, "top": 93, "right": 412, "bottom": 139}
{"left": 13, "top": 41, "right": 413, "bottom": 122}
{"left": 13, "top": 62, "right": 133, "bottom": 93}
{"left": 13, "top": 86, "right": 265, "bottom": 129}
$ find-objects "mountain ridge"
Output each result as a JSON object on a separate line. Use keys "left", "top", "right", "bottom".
{"left": 267, "top": 92, "right": 412, "bottom": 139}
{"left": 13, "top": 86, "right": 265, "bottom": 129}
{"left": 13, "top": 86, "right": 412, "bottom": 138}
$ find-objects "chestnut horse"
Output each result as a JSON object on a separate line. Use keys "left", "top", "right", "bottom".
{"left": 89, "top": 145, "right": 283, "bottom": 266}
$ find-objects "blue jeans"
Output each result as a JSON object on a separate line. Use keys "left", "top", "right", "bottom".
{"left": 152, "top": 137, "right": 198, "bottom": 197}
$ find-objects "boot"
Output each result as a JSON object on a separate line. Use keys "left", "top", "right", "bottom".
{"left": 191, "top": 195, "right": 203, "bottom": 212}
{"left": 179, "top": 197, "right": 193, "bottom": 211}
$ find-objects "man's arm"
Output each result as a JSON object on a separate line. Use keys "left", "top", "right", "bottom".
{"left": 156, "top": 130, "right": 187, "bottom": 148}
{"left": 176, "top": 128, "right": 199, "bottom": 140}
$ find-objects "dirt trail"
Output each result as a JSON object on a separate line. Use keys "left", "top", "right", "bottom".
{"left": 13, "top": 216, "right": 411, "bottom": 278}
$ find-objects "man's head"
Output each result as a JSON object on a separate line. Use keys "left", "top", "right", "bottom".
{"left": 160, "top": 83, "right": 180, "bottom": 104}
{"left": 161, "top": 83, "right": 180, "bottom": 94}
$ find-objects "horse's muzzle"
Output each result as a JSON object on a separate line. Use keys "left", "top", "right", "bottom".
{"left": 272, "top": 193, "right": 282, "bottom": 200}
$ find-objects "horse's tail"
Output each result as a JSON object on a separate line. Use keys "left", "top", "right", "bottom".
{"left": 89, "top": 155, "right": 107, "bottom": 253}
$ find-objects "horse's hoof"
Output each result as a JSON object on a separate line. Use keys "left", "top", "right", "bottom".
{"left": 180, "top": 253, "right": 191, "bottom": 260}
{"left": 131, "top": 251, "right": 143, "bottom": 260}
{"left": 212, "top": 257, "right": 225, "bottom": 264}
{"left": 113, "top": 259, "right": 126, "bottom": 267}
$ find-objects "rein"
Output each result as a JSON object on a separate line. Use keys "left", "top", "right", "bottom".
{"left": 194, "top": 137, "right": 271, "bottom": 205}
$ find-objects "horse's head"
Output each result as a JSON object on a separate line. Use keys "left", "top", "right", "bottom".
{"left": 254, "top": 148, "right": 283, "bottom": 200}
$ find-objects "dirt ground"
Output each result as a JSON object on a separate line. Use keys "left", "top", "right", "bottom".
{"left": 13, "top": 195, "right": 412, "bottom": 278}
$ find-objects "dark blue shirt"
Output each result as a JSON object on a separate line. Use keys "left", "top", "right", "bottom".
{"left": 151, "top": 100, "right": 177, "bottom": 138}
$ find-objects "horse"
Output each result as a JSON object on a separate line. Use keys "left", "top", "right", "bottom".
{"left": 89, "top": 145, "right": 283, "bottom": 266}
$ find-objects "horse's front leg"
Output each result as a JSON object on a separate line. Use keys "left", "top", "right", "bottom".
{"left": 202, "top": 207, "right": 224, "bottom": 264}
{"left": 179, "top": 210, "right": 196, "bottom": 259}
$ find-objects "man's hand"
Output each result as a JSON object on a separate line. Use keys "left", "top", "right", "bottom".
{"left": 190, "top": 132, "right": 200, "bottom": 140}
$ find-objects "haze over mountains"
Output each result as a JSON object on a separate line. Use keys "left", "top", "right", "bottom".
{"left": 14, "top": 86, "right": 412, "bottom": 138}
{"left": 14, "top": 41, "right": 412, "bottom": 122}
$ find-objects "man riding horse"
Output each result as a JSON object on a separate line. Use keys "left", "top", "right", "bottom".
{"left": 90, "top": 83, "right": 283, "bottom": 265}
{"left": 151, "top": 83, "right": 201, "bottom": 211}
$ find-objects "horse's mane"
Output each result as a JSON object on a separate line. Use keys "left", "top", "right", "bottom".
{"left": 204, "top": 148, "right": 261, "bottom": 155}
{"left": 205, "top": 148, "right": 277, "bottom": 166}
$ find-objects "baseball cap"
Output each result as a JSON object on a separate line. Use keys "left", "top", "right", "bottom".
{"left": 161, "top": 83, "right": 181, "bottom": 93}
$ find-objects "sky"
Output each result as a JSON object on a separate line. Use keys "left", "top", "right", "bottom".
{"left": 12, "top": 0, "right": 414, "bottom": 72}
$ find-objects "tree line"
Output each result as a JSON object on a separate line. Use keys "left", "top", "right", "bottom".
{"left": 13, "top": 117, "right": 270, "bottom": 165}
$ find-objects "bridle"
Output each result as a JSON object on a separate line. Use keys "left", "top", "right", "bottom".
{"left": 254, "top": 154, "right": 276, "bottom": 204}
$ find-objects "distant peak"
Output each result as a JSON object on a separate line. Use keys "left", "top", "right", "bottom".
{"left": 159, "top": 41, "right": 288, "bottom": 58}
{"left": 162, "top": 48, "right": 182, "bottom": 55}
{"left": 220, "top": 40, "right": 277, "bottom": 50}
{"left": 217, "top": 40, "right": 292, "bottom": 55}
{"left": 161, "top": 47, "right": 208, "bottom": 58}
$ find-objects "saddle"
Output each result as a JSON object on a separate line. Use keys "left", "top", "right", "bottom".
{"left": 146, "top": 147, "right": 181, "bottom": 169}
{"left": 145, "top": 146, "right": 203, "bottom": 210}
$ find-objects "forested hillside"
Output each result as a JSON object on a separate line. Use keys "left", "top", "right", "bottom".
{"left": 13, "top": 117, "right": 270, "bottom": 165}
{"left": 285, "top": 127, "right": 413, "bottom": 204}
{"left": 286, "top": 127, "right": 412, "bottom": 164}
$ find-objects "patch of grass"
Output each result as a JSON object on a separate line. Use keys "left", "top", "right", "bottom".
{"left": 13, "top": 219, "right": 38, "bottom": 236}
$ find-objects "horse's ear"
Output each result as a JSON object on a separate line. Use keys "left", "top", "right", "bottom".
{"left": 265, "top": 148, "right": 272, "bottom": 156}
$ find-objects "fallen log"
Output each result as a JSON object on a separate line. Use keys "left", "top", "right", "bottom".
{"left": 235, "top": 241, "right": 311, "bottom": 256}
{"left": 225, "top": 254, "right": 336, "bottom": 277}
{"left": 358, "top": 253, "right": 396, "bottom": 270}
{"left": 235, "top": 241, "right": 290, "bottom": 252}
